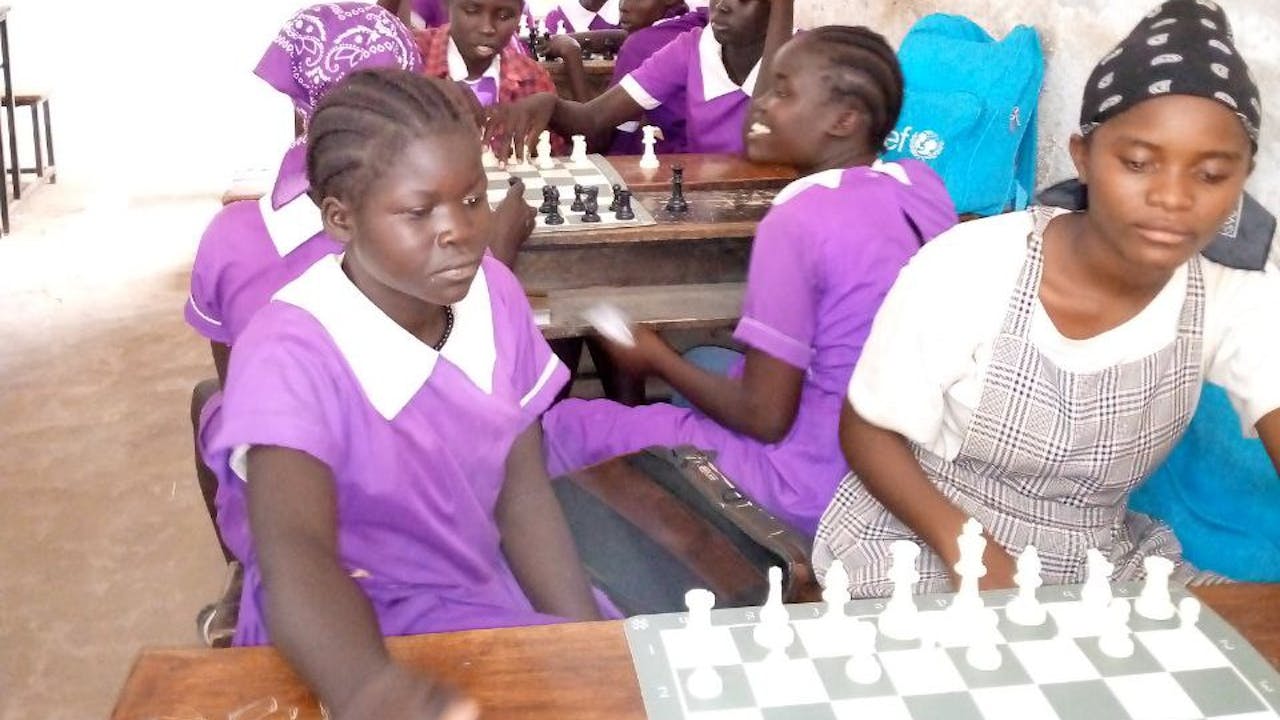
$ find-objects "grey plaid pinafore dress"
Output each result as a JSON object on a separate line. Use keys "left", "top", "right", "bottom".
{"left": 815, "top": 207, "right": 1204, "bottom": 597}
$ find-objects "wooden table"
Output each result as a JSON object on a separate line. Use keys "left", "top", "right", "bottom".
{"left": 111, "top": 584, "right": 1280, "bottom": 720}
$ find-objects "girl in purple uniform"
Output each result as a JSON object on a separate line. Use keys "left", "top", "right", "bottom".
{"left": 207, "top": 69, "right": 601, "bottom": 718}
{"left": 541, "top": 27, "right": 958, "bottom": 536}
{"left": 544, "top": 0, "right": 622, "bottom": 33}
{"left": 488, "top": 0, "right": 769, "bottom": 156}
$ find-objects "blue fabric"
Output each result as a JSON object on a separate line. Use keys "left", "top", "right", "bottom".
{"left": 670, "top": 346, "right": 743, "bottom": 408}
{"left": 1129, "top": 383, "right": 1280, "bottom": 581}
{"left": 883, "top": 14, "right": 1044, "bottom": 217}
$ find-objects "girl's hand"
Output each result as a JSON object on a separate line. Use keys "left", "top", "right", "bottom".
{"left": 485, "top": 93, "right": 558, "bottom": 163}
{"left": 543, "top": 34, "right": 583, "bottom": 61}
{"left": 976, "top": 540, "right": 1018, "bottom": 590}
{"left": 337, "top": 664, "right": 480, "bottom": 720}
{"left": 598, "top": 324, "right": 665, "bottom": 378}
{"left": 492, "top": 178, "right": 537, "bottom": 251}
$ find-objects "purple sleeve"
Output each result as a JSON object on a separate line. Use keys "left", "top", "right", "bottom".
{"left": 484, "top": 259, "right": 569, "bottom": 427}
{"left": 732, "top": 203, "right": 819, "bottom": 370}
{"left": 620, "top": 27, "right": 698, "bottom": 110}
{"left": 185, "top": 207, "right": 246, "bottom": 344}
{"left": 210, "top": 306, "right": 349, "bottom": 475}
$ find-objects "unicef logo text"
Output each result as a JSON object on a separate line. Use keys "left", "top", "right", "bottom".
{"left": 883, "top": 127, "right": 945, "bottom": 161}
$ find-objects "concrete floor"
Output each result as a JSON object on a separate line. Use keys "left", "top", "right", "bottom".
{"left": 0, "top": 182, "right": 230, "bottom": 720}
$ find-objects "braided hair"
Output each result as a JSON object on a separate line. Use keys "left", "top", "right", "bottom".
{"left": 803, "top": 26, "right": 904, "bottom": 151}
{"left": 306, "top": 68, "right": 478, "bottom": 207}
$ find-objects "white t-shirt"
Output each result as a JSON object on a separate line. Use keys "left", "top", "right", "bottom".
{"left": 848, "top": 208, "right": 1280, "bottom": 462}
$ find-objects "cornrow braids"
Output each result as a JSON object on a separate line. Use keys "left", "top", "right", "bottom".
{"left": 306, "top": 68, "right": 478, "bottom": 207}
{"left": 805, "top": 26, "right": 904, "bottom": 151}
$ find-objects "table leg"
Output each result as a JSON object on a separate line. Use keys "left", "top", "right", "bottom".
{"left": 0, "top": 19, "right": 20, "bottom": 201}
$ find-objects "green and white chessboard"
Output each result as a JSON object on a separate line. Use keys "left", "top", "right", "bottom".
{"left": 484, "top": 153, "right": 656, "bottom": 234}
{"left": 624, "top": 582, "right": 1280, "bottom": 720}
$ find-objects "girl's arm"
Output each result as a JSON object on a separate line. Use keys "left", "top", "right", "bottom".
{"left": 486, "top": 86, "right": 643, "bottom": 159}
{"left": 496, "top": 422, "right": 602, "bottom": 620}
{"left": 1257, "top": 407, "right": 1280, "bottom": 471}
{"left": 542, "top": 35, "right": 592, "bottom": 102}
{"left": 839, "top": 402, "right": 1018, "bottom": 589}
{"left": 247, "top": 446, "right": 474, "bottom": 719}
{"left": 606, "top": 328, "right": 804, "bottom": 443}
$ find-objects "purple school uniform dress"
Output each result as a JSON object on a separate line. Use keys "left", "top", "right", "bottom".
{"left": 618, "top": 25, "right": 757, "bottom": 155}
{"left": 608, "top": 9, "right": 707, "bottom": 155}
{"left": 412, "top": 0, "right": 448, "bottom": 27}
{"left": 542, "top": 161, "right": 958, "bottom": 535}
{"left": 209, "top": 256, "right": 573, "bottom": 645}
{"left": 544, "top": 0, "right": 621, "bottom": 33}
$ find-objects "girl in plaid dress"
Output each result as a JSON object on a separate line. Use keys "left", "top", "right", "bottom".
{"left": 815, "top": 0, "right": 1280, "bottom": 597}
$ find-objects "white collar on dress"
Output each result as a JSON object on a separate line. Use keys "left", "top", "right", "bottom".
{"left": 447, "top": 35, "right": 502, "bottom": 84}
{"left": 698, "top": 27, "right": 759, "bottom": 101}
{"left": 274, "top": 255, "right": 497, "bottom": 419}
{"left": 772, "top": 161, "right": 911, "bottom": 206}
{"left": 598, "top": 0, "right": 621, "bottom": 26}
{"left": 258, "top": 191, "right": 324, "bottom": 256}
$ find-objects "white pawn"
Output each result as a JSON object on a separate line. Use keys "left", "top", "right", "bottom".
{"left": 878, "top": 540, "right": 921, "bottom": 641}
{"left": 639, "top": 125, "right": 661, "bottom": 169}
{"left": 823, "top": 559, "right": 851, "bottom": 622}
{"left": 1081, "top": 548, "right": 1115, "bottom": 614}
{"left": 1098, "top": 598, "right": 1135, "bottom": 658}
{"left": 843, "top": 619, "right": 882, "bottom": 685}
{"left": 1135, "top": 556, "right": 1176, "bottom": 621}
{"left": 964, "top": 608, "right": 1003, "bottom": 671}
{"left": 1177, "top": 596, "right": 1202, "bottom": 631}
{"left": 753, "top": 567, "right": 794, "bottom": 651}
{"left": 570, "top": 134, "right": 589, "bottom": 165}
{"left": 1006, "top": 545, "right": 1046, "bottom": 626}
{"left": 481, "top": 143, "right": 498, "bottom": 167}
{"left": 536, "top": 131, "right": 555, "bottom": 169}
{"left": 683, "top": 589, "right": 723, "bottom": 699}
{"left": 951, "top": 518, "right": 988, "bottom": 616}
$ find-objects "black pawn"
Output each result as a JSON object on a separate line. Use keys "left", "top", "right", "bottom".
{"left": 615, "top": 189, "right": 635, "bottom": 221}
{"left": 571, "top": 184, "right": 586, "bottom": 212}
{"left": 545, "top": 204, "right": 565, "bottom": 224}
{"left": 665, "top": 165, "right": 688, "bottom": 213}
{"left": 609, "top": 184, "right": 622, "bottom": 212}
{"left": 539, "top": 185, "right": 558, "bottom": 214}
{"left": 582, "top": 197, "right": 601, "bottom": 223}
{"left": 508, "top": 176, "right": 520, "bottom": 186}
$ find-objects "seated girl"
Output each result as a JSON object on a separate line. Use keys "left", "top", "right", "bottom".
{"left": 540, "top": 25, "right": 958, "bottom": 536}
{"left": 487, "top": 0, "right": 769, "bottom": 156}
{"left": 814, "top": 0, "right": 1280, "bottom": 596}
{"left": 608, "top": 0, "right": 706, "bottom": 154}
{"left": 206, "top": 69, "right": 602, "bottom": 717}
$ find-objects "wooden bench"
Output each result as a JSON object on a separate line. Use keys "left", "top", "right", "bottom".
{"left": 1, "top": 93, "right": 55, "bottom": 184}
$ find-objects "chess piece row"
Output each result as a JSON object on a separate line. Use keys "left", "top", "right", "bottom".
{"left": 537, "top": 183, "right": 634, "bottom": 223}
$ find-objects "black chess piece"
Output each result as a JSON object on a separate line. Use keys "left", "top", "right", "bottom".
{"left": 545, "top": 204, "right": 565, "bottom": 224}
{"left": 665, "top": 164, "right": 688, "bottom": 213}
{"left": 582, "top": 197, "right": 601, "bottom": 223}
{"left": 527, "top": 24, "right": 541, "bottom": 60}
{"left": 538, "top": 185, "right": 558, "bottom": 214}
{"left": 570, "top": 184, "right": 586, "bottom": 212}
{"left": 609, "top": 184, "right": 622, "bottom": 212}
{"left": 508, "top": 176, "right": 520, "bottom": 186}
{"left": 615, "top": 189, "right": 635, "bottom": 221}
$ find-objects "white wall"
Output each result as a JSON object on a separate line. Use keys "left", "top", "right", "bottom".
{"left": 798, "top": 0, "right": 1280, "bottom": 214}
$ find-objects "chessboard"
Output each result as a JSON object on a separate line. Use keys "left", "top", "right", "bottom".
{"left": 484, "top": 153, "right": 656, "bottom": 234}
{"left": 624, "top": 582, "right": 1280, "bottom": 720}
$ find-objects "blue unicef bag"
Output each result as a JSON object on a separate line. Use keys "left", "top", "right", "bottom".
{"left": 883, "top": 14, "right": 1045, "bottom": 216}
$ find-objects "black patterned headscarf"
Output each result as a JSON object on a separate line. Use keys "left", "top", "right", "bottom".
{"left": 1039, "top": 0, "right": 1273, "bottom": 271}
{"left": 1080, "top": 0, "right": 1261, "bottom": 148}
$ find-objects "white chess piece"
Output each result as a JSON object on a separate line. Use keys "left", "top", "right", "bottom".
{"left": 536, "top": 131, "right": 555, "bottom": 169}
{"left": 822, "top": 559, "right": 851, "bottom": 622}
{"left": 1081, "top": 548, "right": 1115, "bottom": 614}
{"left": 878, "top": 540, "right": 921, "bottom": 641}
{"left": 683, "top": 589, "right": 723, "bottom": 699}
{"left": 1178, "top": 596, "right": 1202, "bottom": 631}
{"left": 951, "top": 518, "right": 988, "bottom": 616}
{"left": 1098, "top": 598, "right": 1135, "bottom": 658}
{"left": 1006, "top": 545, "right": 1047, "bottom": 626}
{"left": 1134, "top": 556, "right": 1176, "bottom": 620}
{"left": 843, "top": 619, "right": 882, "bottom": 685}
{"left": 570, "top": 134, "right": 589, "bottom": 165}
{"left": 753, "top": 567, "right": 795, "bottom": 651}
{"left": 964, "top": 608, "right": 1003, "bottom": 671}
{"left": 639, "top": 125, "right": 661, "bottom": 169}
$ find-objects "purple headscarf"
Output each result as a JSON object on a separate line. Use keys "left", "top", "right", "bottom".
{"left": 255, "top": 3, "right": 423, "bottom": 207}
{"left": 255, "top": 2, "right": 424, "bottom": 122}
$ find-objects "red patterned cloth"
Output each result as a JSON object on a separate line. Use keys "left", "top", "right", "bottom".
{"left": 415, "top": 26, "right": 567, "bottom": 153}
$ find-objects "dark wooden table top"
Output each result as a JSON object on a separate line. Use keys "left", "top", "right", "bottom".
{"left": 111, "top": 583, "right": 1280, "bottom": 720}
